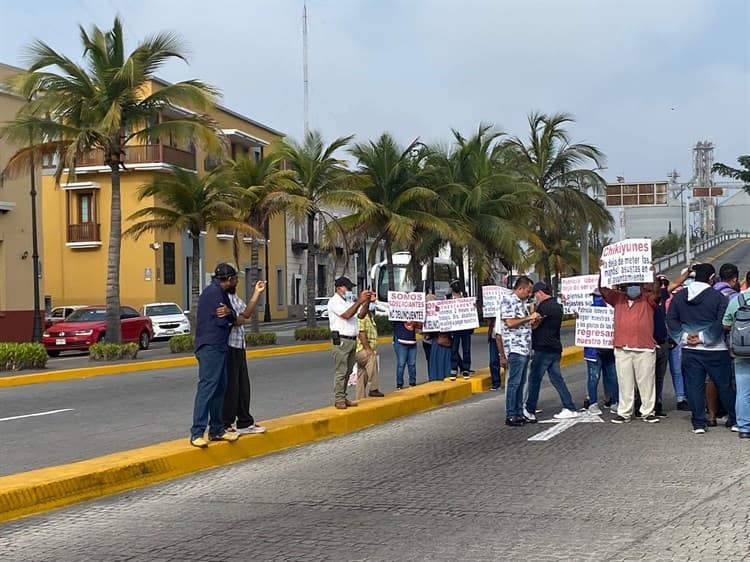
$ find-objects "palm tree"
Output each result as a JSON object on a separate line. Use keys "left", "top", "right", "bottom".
{"left": 346, "top": 133, "right": 454, "bottom": 292}
{"left": 713, "top": 156, "right": 750, "bottom": 194}
{"left": 503, "top": 112, "right": 612, "bottom": 286}
{"left": 0, "top": 17, "right": 219, "bottom": 342}
{"left": 226, "top": 153, "right": 297, "bottom": 331}
{"left": 277, "top": 131, "right": 369, "bottom": 329}
{"left": 124, "top": 167, "right": 249, "bottom": 320}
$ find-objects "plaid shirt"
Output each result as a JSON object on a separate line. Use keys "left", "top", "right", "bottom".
{"left": 356, "top": 313, "right": 378, "bottom": 353}
{"left": 227, "top": 293, "right": 246, "bottom": 349}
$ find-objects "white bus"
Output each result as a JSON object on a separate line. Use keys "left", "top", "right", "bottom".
{"left": 369, "top": 251, "right": 458, "bottom": 315}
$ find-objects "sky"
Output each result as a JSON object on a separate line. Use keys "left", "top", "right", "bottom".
{"left": 0, "top": 0, "right": 748, "bottom": 185}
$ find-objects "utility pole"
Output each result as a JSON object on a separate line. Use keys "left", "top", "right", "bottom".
{"left": 302, "top": 0, "right": 309, "bottom": 139}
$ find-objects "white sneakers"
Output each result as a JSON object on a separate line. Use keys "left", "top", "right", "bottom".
{"left": 523, "top": 407, "right": 537, "bottom": 421}
{"left": 553, "top": 408, "right": 579, "bottom": 420}
{"left": 588, "top": 403, "right": 603, "bottom": 415}
{"left": 237, "top": 424, "right": 267, "bottom": 435}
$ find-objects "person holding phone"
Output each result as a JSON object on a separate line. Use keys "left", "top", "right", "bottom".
{"left": 524, "top": 281, "right": 578, "bottom": 421}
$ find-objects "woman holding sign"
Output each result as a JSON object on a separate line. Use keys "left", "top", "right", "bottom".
{"left": 393, "top": 320, "right": 419, "bottom": 388}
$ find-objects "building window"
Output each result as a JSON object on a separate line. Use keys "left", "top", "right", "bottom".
{"left": 276, "top": 267, "right": 284, "bottom": 308}
{"left": 163, "top": 242, "right": 175, "bottom": 285}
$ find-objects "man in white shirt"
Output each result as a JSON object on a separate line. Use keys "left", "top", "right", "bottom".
{"left": 328, "top": 277, "right": 371, "bottom": 409}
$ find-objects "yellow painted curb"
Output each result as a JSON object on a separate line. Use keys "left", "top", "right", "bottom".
{"left": 0, "top": 379, "right": 473, "bottom": 523}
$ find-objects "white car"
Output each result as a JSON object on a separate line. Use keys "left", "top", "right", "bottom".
{"left": 304, "top": 297, "right": 330, "bottom": 320}
{"left": 45, "top": 305, "right": 88, "bottom": 328}
{"left": 141, "top": 302, "right": 191, "bottom": 340}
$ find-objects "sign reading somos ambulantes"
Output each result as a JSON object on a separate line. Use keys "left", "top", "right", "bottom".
{"left": 599, "top": 238, "right": 653, "bottom": 288}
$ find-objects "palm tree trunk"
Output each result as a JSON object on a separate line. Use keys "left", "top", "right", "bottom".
{"left": 105, "top": 163, "right": 123, "bottom": 343}
{"left": 306, "top": 212, "right": 317, "bottom": 329}
{"left": 541, "top": 250, "right": 553, "bottom": 288}
{"left": 250, "top": 238, "right": 260, "bottom": 333}
{"left": 190, "top": 235, "right": 201, "bottom": 326}
{"left": 385, "top": 238, "right": 395, "bottom": 292}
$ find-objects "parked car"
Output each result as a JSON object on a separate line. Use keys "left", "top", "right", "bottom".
{"left": 42, "top": 306, "right": 153, "bottom": 356}
{"left": 141, "top": 302, "right": 191, "bottom": 340}
{"left": 304, "top": 297, "right": 330, "bottom": 320}
{"left": 44, "top": 305, "right": 88, "bottom": 329}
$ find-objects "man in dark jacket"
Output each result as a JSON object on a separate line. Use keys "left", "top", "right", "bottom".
{"left": 666, "top": 263, "right": 736, "bottom": 434}
{"left": 190, "top": 263, "right": 240, "bottom": 448}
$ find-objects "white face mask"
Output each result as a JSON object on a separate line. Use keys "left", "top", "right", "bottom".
{"left": 343, "top": 291, "right": 354, "bottom": 302}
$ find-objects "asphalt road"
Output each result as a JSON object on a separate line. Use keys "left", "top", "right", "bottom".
{"left": 1, "top": 367, "right": 747, "bottom": 560}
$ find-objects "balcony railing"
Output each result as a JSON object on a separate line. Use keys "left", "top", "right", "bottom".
{"left": 67, "top": 223, "right": 101, "bottom": 242}
{"left": 45, "top": 144, "right": 197, "bottom": 171}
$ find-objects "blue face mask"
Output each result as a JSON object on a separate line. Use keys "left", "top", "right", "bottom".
{"left": 369, "top": 302, "right": 377, "bottom": 312}
{"left": 344, "top": 291, "right": 354, "bottom": 302}
{"left": 626, "top": 285, "right": 641, "bottom": 299}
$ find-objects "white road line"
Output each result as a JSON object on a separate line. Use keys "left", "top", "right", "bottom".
{"left": 0, "top": 409, "right": 75, "bottom": 422}
{"left": 527, "top": 412, "right": 604, "bottom": 441}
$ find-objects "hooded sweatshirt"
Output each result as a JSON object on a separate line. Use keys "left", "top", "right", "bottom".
{"left": 666, "top": 282, "right": 728, "bottom": 351}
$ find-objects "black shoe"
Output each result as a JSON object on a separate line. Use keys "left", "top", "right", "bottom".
{"left": 604, "top": 397, "right": 612, "bottom": 408}
{"left": 707, "top": 419, "right": 718, "bottom": 427}
{"left": 634, "top": 410, "right": 642, "bottom": 418}
{"left": 490, "top": 385, "right": 501, "bottom": 391}
{"left": 409, "top": 383, "right": 416, "bottom": 387}
{"left": 611, "top": 415, "right": 631, "bottom": 424}
{"left": 396, "top": 385, "right": 403, "bottom": 390}
{"left": 676, "top": 400, "right": 690, "bottom": 411}
{"left": 505, "top": 417, "right": 525, "bottom": 427}
{"left": 739, "top": 432, "right": 750, "bottom": 439}
{"left": 523, "top": 415, "right": 538, "bottom": 424}
{"left": 725, "top": 419, "right": 736, "bottom": 429}
{"left": 583, "top": 397, "right": 590, "bottom": 409}
{"left": 655, "top": 404, "right": 668, "bottom": 417}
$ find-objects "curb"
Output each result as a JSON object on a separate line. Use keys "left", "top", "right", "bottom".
{"left": 0, "top": 345, "right": 584, "bottom": 523}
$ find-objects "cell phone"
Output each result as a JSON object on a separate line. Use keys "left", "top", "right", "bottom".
{"left": 331, "top": 331, "right": 341, "bottom": 346}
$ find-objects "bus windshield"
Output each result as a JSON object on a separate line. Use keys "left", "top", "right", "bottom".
{"left": 376, "top": 262, "right": 456, "bottom": 301}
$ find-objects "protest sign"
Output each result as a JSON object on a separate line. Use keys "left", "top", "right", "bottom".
{"left": 387, "top": 291, "right": 426, "bottom": 322}
{"left": 439, "top": 297, "right": 479, "bottom": 331}
{"left": 482, "top": 285, "right": 512, "bottom": 317}
{"left": 560, "top": 275, "right": 599, "bottom": 314}
{"left": 599, "top": 238, "right": 653, "bottom": 287}
{"left": 574, "top": 306, "right": 614, "bottom": 349}
{"left": 423, "top": 301, "right": 441, "bottom": 332}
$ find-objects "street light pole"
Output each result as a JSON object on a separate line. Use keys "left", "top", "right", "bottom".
{"left": 684, "top": 186, "right": 691, "bottom": 266}
{"left": 29, "top": 152, "right": 42, "bottom": 342}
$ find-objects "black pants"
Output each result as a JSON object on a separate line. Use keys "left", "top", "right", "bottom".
{"left": 655, "top": 342, "right": 668, "bottom": 404}
{"left": 222, "top": 347, "right": 254, "bottom": 429}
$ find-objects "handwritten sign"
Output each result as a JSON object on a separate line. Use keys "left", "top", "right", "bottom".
{"left": 482, "top": 285, "right": 512, "bottom": 317}
{"left": 600, "top": 238, "right": 653, "bottom": 287}
{"left": 574, "top": 306, "right": 614, "bottom": 349}
{"left": 388, "top": 291, "right": 426, "bottom": 322}
{"left": 439, "top": 297, "right": 479, "bottom": 331}
{"left": 423, "top": 301, "right": 441, "bottom": 332}
{"left": 560, "top": 275, "right": 599, "bottom": 314}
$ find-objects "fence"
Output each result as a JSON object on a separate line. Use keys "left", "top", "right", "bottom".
{"left": 653, "top": 231, "right": 750, "bottom": 273}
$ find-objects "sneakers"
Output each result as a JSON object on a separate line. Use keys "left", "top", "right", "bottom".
{"left": 610, "top": 403, "right": 619, "bottom": 414}
{"left": 692, "top": 427, "right": 706, "bottom": 434}
{"left": 189, "top": 436, "right": 208, "bottom": 448}
{"left": 553, "top": 408, "right": 579, "bottom": 420}
{"left": 730, "top": 425, "right": 740, "bottom": 432}
{"left": 208, "top": 431, "right": 239, "bottom": 442}
{"left": 505, "top": 416, "right": 525, "bottom": 427}
{"left": 490, "top": 385, "right": 502, "bottom": 391}
{"left": 462, "top": 371, "right": 470, "bottom": 380}
{"left": 642, "top": 414, "right": 660, "bottom": 423}
{"left": 611, "top": 415, "right": 630, "bottom": 424}
{"left": 523, "top": 407, "right": 537, "bottom": 422}
{"left": 449, "top": 371, "right": 457, "bottom": 381}
{"left": 396, "top": 385, "right": 404, "bottom": 390}
{"left": 588, "top": 403, "right": 602, "bottom": 415}
{"left": 237, "top": 424, "right": 267, "bottom": 435}
{"left": 449, "top": 375, "right": 457, "bottom": 381}
{"left": 676, "top": 400, "right": 690, "bottom": 411}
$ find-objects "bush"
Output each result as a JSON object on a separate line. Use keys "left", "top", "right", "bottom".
{"left": 374, "top": 315, "right": 394, "bottom": 335}
{"left": 89, "top": 342, "right": 139, "bottom": 361}
{"left": 168, "top": 334, "right": 195, "bottom": 353}
{"left": 294, "top": 327, "right": 331, "bottom": 341}
{"left": 0, "top": 342, "right": 48, "bottom": 371}
{"left": 245, "top": 332, "right": 277, "bottom": 346}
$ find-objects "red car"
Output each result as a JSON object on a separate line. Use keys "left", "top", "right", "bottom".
{"left": 42, "top": 306, "right": 154, "bottom": 356}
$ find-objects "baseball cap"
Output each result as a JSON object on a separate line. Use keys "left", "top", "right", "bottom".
{"left": 334, "top": 276, "right": 355, "bottom": 289}
{"left": 214, "top": 262, "right": 237, "bottom": 279}
{"left": 531, "top": 281, "right": 551, "bottom": 295}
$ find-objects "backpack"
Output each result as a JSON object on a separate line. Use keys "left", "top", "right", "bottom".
{"left": 729, "top": 293, "right": 750, "bottom": 358}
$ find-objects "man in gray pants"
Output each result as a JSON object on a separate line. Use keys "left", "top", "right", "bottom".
{"left": 327, "top": 276, "right": 371, "bottom": 409}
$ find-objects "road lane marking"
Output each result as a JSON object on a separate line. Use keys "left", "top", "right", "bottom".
{"left": 527, "top": 412, "right": 604, "bottom": 441}
{"left": 0, "top": 409, "right": 74, "bottom": 422}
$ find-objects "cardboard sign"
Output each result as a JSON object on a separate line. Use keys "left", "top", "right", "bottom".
{"left": 574, "top": 306, "right": 615, "bottom": 349}
{"left": 482, "top": 285, "right": 512, "bottom": 317}
{"left": 439, "top": 297, "right": 479, "bottom": 331}
{"left": 560, "top": 275, "right": 600, "bottom": 314}
{"left": 600, "top": 238, "right": 653, "bottom": 288}
{"left": 387, "top": 291, "right": 426, "bottom": 322}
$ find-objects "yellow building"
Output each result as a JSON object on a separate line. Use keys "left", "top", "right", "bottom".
{"left": 0, "top": 63, "right": 45, "bottom": 342}
{"left": 39, "top": 78, "right": 289, "bottom": 318}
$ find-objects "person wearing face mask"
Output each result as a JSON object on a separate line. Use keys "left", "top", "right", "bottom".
{"left": 328, "top": 277, "right": 371, "bottom": 409}
{"left": 667, "top": 263, "right": 737, "bottom": 434}
{"left": 598, "top": 268, "right": 661, "bottom": 424}
{"left": 354, "top": 292, "right": 384, "bottom": 400}
{"left": 447, "top": 278, "right": 473, "bottom": 380}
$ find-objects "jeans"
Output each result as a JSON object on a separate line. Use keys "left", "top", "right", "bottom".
{"left": 735, "top": 360, "right": 750, "bottom": 433}
{"left": 526, "top": 351, "right": 575, "bottom": 412}
{"left": 191, "top": 345, "right": 228, "bottom": 439}
{"left": 450, "top": 330, "right": 472, "bottom": 373}
{"left": 505, "top": 353, "right": 529, "bottom": 418}
{"left": 586, "top": 356, "right": 619, "bottom": 405}
{"left": 681, "top": 349, "right": 736, "bottom": 429}
{"left": 668, "top": 344, "right": 686, "bottom": 401}
{"left": 489, "top": 340, "right": 501, "bottom": 388}
{"left": 394, "top": 341, "right": 417, "bottom": 386}
{"left": 655, "top": 342, "right": 669, "bottom": 404}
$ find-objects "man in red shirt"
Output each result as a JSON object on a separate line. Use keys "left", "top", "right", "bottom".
{"left": 598, "top": 272, "right": 660, "bottom": 424}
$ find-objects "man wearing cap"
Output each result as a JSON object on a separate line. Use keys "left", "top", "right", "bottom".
{"left": 667, "top": 263, "right": 736, "bottom": 434}
{"left": 328, "top": 277, "right": 372, "bottom": 409}
{"left": 525, "top": 281, "right": 578, "bottom": 420}
{"left": 189, "top": 262, "right": 241, "bottom": 448}
{"left": 448, "top": 278, "right": 473, "bottom": 380}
